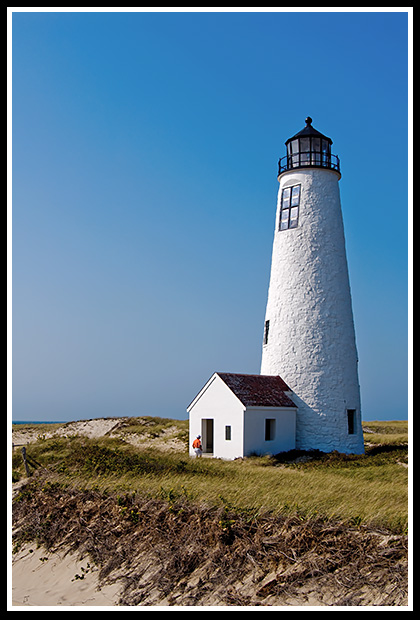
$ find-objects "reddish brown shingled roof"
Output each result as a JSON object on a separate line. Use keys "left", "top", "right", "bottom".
{"left": 217, "top": 373, "right": 296, "bottom": 408}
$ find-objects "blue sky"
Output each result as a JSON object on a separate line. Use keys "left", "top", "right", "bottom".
{"left": 10, "top": 9, "right": 411, "bottom": 422}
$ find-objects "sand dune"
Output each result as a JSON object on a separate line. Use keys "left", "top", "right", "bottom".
{"left": 12, "top": 545, "right": 121, "bottom": 607}
{"left": 12, "top": 417, "right": 185, "bottom": 452}
{"left": 12, "top": 418, "right": 122, "bottom": 445}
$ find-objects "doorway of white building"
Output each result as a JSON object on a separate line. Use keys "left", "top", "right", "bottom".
{"left": 201, "top": 419, "right": 214, "bottom": 454}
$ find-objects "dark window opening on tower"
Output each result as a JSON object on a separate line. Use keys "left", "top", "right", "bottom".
{"left": 347, "top": 409, "right": 356, "bottom": 435}
{"left": 264, "top": 320, "right": 270, "bottom": 345}
{"left": 280, "top": 184, "right": 301, "bottom": 231}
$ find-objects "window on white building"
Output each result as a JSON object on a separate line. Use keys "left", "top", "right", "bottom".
{"left": 225, "top": 425, "right": 231, "bottom": 440}
{"left": 265, "top": 418, "right": 276, "bottom": 441}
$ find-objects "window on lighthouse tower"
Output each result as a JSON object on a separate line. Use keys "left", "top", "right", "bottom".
{"left": 280, "top": 184, "right": 301, "bottom": 230}
{"left": 264, "top": 320, "right": 270, "bottom": 345}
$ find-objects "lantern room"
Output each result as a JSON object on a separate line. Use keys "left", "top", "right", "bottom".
{"left": 278, "top": 117, "right": 340, "bottom": 177}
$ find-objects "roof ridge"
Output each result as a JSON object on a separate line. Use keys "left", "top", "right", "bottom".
{"left": 217, "top": 371, "right": 283, "bottom": 378}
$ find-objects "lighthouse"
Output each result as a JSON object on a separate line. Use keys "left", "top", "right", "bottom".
{"left": 187, "top": 117, "right": 364, "bottom": 459}
{"left": 260, "top": 117, "right": 364, "bottom": 454}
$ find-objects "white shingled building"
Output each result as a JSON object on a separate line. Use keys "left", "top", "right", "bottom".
{"left": 188, "top": 372, "right": 297, "bottom": 460}
{"left": 188, "top": 118, "right": 364, "bottom": 459}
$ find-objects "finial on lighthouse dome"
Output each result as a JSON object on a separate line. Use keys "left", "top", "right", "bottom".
{"left": 305, "top": 116, "right": 312, "bottom": 126}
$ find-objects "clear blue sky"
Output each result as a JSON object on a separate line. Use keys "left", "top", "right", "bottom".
{"left": 10, "top": 9, "right": 411, "bottom": 422}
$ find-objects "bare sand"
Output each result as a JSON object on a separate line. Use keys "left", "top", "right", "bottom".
{"left": 11, "top": 545, "right": 122, "bottom": 607}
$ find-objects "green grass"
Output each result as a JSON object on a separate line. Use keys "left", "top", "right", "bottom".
{"left": 12, "top": 418, "right": 408, "bottom": 533}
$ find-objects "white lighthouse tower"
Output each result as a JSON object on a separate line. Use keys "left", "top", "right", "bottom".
{"left": 261, "top": 117, "right": 364, "bottom": 454}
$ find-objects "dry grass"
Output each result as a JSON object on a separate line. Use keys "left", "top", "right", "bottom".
{"left": 12, "top": 480, "right": 408, "bottom": 606}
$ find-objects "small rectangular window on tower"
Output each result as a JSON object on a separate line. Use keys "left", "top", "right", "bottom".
{"left": 347, "top": 409, "right": 356, "bottom": 435}
{"left": 279, "top": 184, "right": 301, "bottom": 231}
{"left": 264, "top": 320, "right": 270, "bottom": 345}
{"left": 225, "top": 425, "right": 231, "bottom": 441}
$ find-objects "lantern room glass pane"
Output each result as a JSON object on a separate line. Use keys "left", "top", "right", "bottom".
{"left": 299, "top": 138, "right": 310, "bottom": 165}
{"left": 312, "top": 137, "right": 321, "bottom": 152}
{"left": 300, "top": 137, "right": 310, "bottom": 152}
{"left": 311, "top": 137, "right": 321, "bottom": 165}
{"left": 322, "top": 139, "right": 330, "bottom": 165}
{"left": 312, "top": 151, "right": 321, "bottom": 165}
{"left": 290, "top": 140, "right": 299, "bottom": 167}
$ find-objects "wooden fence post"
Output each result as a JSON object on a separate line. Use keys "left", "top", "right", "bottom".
{"left": 21, "top": 446, "right": 30, "bottom": 477}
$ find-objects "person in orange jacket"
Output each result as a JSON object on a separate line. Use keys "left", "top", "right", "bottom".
{"left": 192, "top": 435, "right": 202, "bottom": 458}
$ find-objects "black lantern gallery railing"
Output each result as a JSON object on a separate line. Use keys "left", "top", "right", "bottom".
{"left": 278, "top": 151, "right": 340, "bottom": 175}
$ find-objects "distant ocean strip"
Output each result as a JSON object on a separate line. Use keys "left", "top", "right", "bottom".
{"left": 12, "top": 421, "right": 66, "bottom": 425}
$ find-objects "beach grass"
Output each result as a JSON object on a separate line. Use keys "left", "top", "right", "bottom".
{"left": 362, "top": 420, "right": 408, "bottom": 446}
{"left": 12, "top": 418, "right": 408, "bottom": 534}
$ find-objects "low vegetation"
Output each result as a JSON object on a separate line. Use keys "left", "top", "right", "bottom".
{"left": 12, "top": 418, "right": 408, "bottom": 533}
{"left": 12, "top": 417, "right": 409, "bottom": 606}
